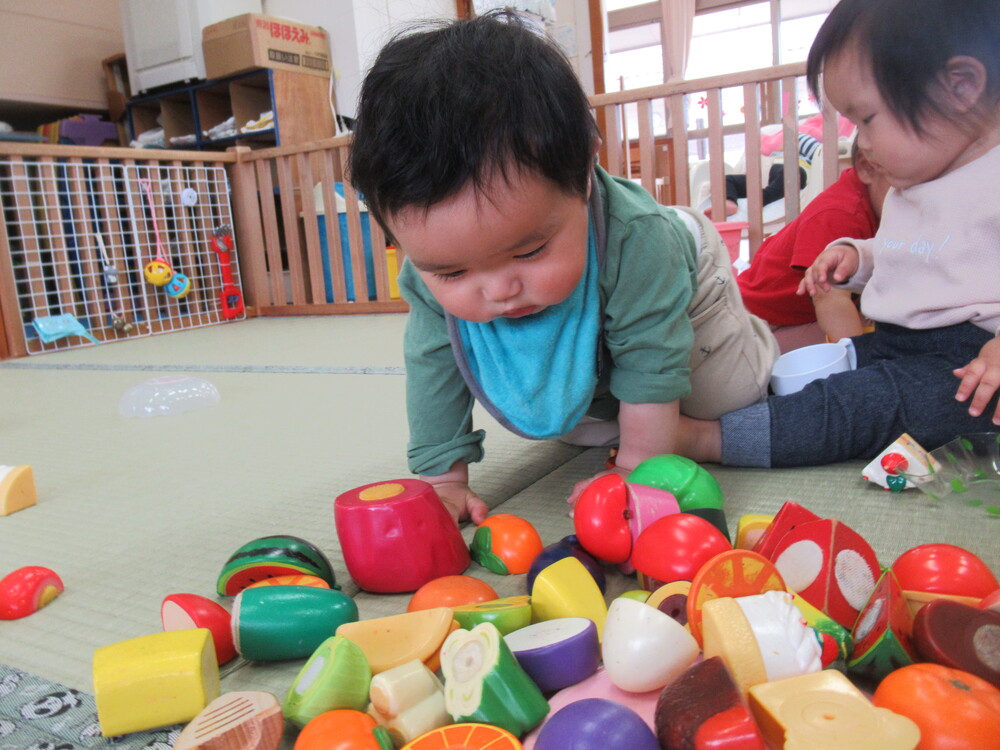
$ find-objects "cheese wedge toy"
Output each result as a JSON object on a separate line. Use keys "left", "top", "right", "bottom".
{"left": 748, "top": 670, "right": 920, "bottom": 749}
{"left": 0, "top": 465, "right": 37, "bottom": 516}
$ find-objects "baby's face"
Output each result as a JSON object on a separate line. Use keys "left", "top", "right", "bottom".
{"left": 385, "top": 170, "right": 589, "bottom": 323}
{"left": 824, "top": 44, "right": 987, "bottom": 189}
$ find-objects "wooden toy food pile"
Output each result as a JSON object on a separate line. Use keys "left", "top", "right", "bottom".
{"left": 5, "top": 457, "right": 1000, "bottom": 749}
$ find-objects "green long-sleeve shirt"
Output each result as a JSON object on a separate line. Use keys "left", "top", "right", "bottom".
{"left": 399, "top": 166, "right": 699, "bottom": 476}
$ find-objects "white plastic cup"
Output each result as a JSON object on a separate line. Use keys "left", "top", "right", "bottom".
{"left": 770, "top": 339, "right": 857, "bottom": 396}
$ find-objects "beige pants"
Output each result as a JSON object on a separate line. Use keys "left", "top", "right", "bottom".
{"left": 673, "top": 206, "right": 780, "bottom": 420}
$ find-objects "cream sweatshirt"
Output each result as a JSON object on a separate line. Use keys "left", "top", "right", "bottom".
{"left": 833, "top": 142, "right": 1000, "bottom": 336}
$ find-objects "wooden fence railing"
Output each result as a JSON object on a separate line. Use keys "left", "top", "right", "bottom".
{"left": 591, "top": 61, "right": 843, "bottom": 256}
{"left": 1, "top": 62, "right": 845, "bottom": 358}
{"left": 228, "top": 139, "right": 407, "bottom": 317}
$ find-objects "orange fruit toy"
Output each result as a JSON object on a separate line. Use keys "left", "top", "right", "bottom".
{"left": 470, "top": 514, "right": 543, "bottom": 575}
{"left": 294, "top": 709, "right": 393, "bottom": 749}
{"left": 408, "top": 575, "right": 499, "bottom": 612}
{"left": 402, "top": 722, "right": 522, "bottom": 749}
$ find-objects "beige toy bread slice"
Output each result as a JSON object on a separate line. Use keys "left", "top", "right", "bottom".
{"left": 173, "top": 691, "right": 282, "bottom": 750}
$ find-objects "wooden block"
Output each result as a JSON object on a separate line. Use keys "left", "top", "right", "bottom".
{"left": 173, "top": 691, "right": 282, "bottom": 750}
{"left": 93, "top": 629, "right": 219, "bottom": 737}
{"left": 0, "top": 465, "right": 37, "bottom": 516}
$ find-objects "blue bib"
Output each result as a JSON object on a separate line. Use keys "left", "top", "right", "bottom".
{"left": 452, "top": 218, "right": 600, "bottom": 439}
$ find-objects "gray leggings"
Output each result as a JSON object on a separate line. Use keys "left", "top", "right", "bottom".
{"left": 722, "top": 322, "right": 997, "bottom": 467}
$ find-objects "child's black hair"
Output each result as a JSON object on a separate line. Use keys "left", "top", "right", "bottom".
{"left": 807, "top": 0, "right": 1000, "bottom": 135}
{"left": 348, "top": 10, "right": 600, "bottom": 232}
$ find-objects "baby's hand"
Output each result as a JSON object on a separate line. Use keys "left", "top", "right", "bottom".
{"left": 565, "top": 466, "right": 629, "bottom": 515}
{"left": 430, "top": 480, "right": 490, "bottom": 526}
{"left": 798, "top": 244, "right": 860, "bottom": 297}
{"left": 954, "top": 337, "right": 1000, "bottom": 424}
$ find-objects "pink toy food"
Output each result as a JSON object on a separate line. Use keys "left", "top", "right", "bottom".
{"left": 335, "top": 479, "right": 470, "bottom": 593}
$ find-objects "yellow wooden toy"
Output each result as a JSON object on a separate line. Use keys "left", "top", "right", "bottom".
{"left": 529, "top": 556, "right": 608, "bottom": 639}
{"left": 0, "top": 465, "right": 37, "bottom": 516}
{"left": 93, "top": 628, "right": 219, "bottom": 736}
{"left": 748, "top": 669, "right": 920, "bottom": 749}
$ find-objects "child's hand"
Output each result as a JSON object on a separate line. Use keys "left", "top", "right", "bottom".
{"left": 429, "top": 480, "right": 490, "bottom": 525}
{"left": 565, "top": 466, "right": 629, "bottom": 515}
{"left": 798, "top": 244, "right": 860, "bottom": 297}
{"left": 954, "top": 337, "right": 1000, "bottom": 424}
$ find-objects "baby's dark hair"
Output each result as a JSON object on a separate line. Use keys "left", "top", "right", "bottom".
{"left": 349, "top": 10, "right": 600, "bottom": 232}
{"left": 807, "top": 0, "right": 1000, "bottom": 135}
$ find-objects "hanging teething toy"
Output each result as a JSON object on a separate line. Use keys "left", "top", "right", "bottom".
{"left": 138, "top": 178, "right": 191, "bottom": 298}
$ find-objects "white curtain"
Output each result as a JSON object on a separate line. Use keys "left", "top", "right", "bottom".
{"left": 660, "top": 0, "right": 696, "bottom": 82}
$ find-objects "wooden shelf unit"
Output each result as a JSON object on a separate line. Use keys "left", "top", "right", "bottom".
{"left": 126, "top": 68, "right": 335, "bottom": 150}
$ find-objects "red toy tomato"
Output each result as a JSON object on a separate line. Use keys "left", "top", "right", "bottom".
{"left": 631, "top": 514, "right": 731, "bottom": 589}
{"left": 872, "top": 663, "right": 1000, "bottom": 750}
{"left": 294, "top": 709, "right": 393, "bottom": 750}
{"left": 892, "top": 543, "right": 999, "bottom": 598}
{"left": 573, "top": 474, "right": 633, "bottom": 564}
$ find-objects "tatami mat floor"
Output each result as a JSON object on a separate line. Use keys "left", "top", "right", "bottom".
{"left": 1, "top": 314, "right": 996, "bottom": 747}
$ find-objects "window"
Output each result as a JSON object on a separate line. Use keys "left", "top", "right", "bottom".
{"left": 606, "top": 0, "right": 838, "bottom": 90}
{"left": 604, "top": 0, "right": 837, "bottom": 163}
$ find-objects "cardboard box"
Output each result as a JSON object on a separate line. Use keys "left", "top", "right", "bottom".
{"left": 202, "top": 14, "right": 331, "bottom": 80}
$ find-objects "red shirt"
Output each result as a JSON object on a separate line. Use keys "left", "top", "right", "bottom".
{"left": 738, "top": 168, "right": 878, "bottom": 326}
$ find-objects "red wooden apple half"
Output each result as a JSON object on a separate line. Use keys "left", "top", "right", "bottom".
{"left": 161, "top": 592, "right": 237, "bottom": 665}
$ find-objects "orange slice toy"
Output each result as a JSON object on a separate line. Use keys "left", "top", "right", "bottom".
{"left": 402, "top": 722, "right": 522, "bottom": 749}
